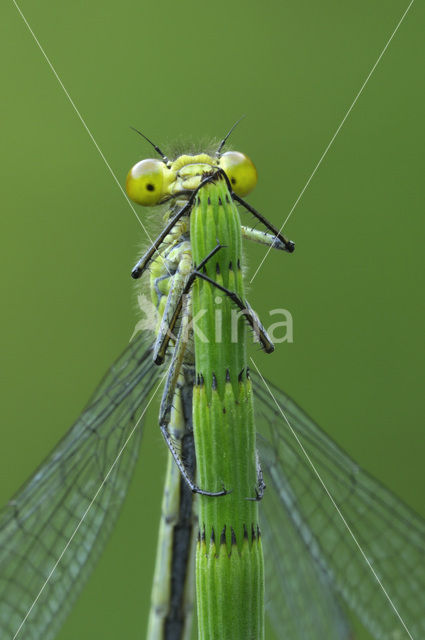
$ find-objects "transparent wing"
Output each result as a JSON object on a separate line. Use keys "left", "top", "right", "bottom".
{"left": 261, "top": 492, "right": 352, "bottom": 639}
{"left": 0, "top": 331, "right": 162, "bottom": 640}
{"left": 252, "top": 373, "right": 425, "bottom": 640}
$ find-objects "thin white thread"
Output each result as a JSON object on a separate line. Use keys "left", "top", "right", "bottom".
{"left": 250, "top": 356, "right": 414, "bottom": 640}
{"left": 10, "top": 0, "right": 415, "bottom": 636}
{"left": 12, "top": 368, "right": 168, "bottom": 640}
{"left": 250, "top": 0, "right": 415, "bottom": 284}
{"left": 11, "top": 0, "right": 171, "bottom": 276}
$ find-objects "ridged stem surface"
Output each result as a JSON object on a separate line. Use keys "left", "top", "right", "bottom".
{"left": 191, "top": 177, "right": 264, "bottom": 640}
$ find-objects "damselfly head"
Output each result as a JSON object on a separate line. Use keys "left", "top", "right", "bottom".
{"left": 126, "top": 149, "right": 257, "bottom": 206}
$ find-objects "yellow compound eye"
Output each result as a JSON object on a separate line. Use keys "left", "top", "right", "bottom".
{"left": 126, "top": 158, "right": 165, "bottom": 206}
{"left": 219, "top": 151, "right": 258, "bottom": 197}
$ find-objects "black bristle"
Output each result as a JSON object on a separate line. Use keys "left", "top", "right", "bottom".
{"left": 220, "top": 526, "right": 227, "bottom": 546}
{"left": 231, "top": 527, "right": 237, "bottom": 546}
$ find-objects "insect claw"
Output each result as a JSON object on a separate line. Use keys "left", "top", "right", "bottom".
{"left": 214, "top": 238, "right": 227, "bottom": 250}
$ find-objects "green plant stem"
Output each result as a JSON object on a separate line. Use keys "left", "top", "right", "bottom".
{"left": 191, "top": 176, "right": 264, "bottom": 640}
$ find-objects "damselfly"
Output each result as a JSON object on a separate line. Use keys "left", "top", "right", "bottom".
{"left": 0, "top": 133, "right": 424, "bottom": 640}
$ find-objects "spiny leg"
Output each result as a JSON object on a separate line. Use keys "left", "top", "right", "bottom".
{"left": 157, "top": 245, "right": 275, "bottom": 366}
{"left": 152, "top": 245, "right": 192, "bottom": 365}
{"left": 158, "top": 299, "right": 229, "bottom": 498}
{"left": 154, "top": 243, "right": 225, "bottom": 365}
{"left": 193, "top": 268, "right": 275, "bottom": 354}
{"left": 232, "top": 191, "right": 295, "bottom": 253}
{"left": 241, "top": 225, "right": 290, "bottom": 251}
{"left": 210, "top": 166, "right": 295, "bottom": 252}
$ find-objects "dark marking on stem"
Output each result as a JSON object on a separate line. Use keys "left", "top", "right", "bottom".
{"left": 207, "top": 196, "right": 211, "bottom": 205}
{"left": 218, "top": 196, "right": 223, "bottom": 206}
{"left": 257, "top": 524, "right": 261, "bottom": 540}
{"left": 220, "top": 526, "right": 227, "bottom": 546}
{"left": 246, "top": 367, "right": 251, "bottom": 380}
{"left": 210, "top": 527, "right": 216, "bottom": 545}
{"left": 212, "top": 373, "right": 217, "bottom": 390}
{"left": 238, "top": 368, "right": 245, "bottom": 383}
{"left": 216, "top": 262, "right": 221, "bottom": 275}
{"left": 231, "top": 527, "right": 237, "bottom": 546}
{"left": 251, "top": 523, "right": 256, "bottom": 542}
{"left": 228, "top": 260, "right": 233, "bottom": 271}
{"left": 237, "top": 258, "right": 241, "bottom": 270}
{"left": 225, "top": 368, "right": 231, "bottom": 383}
{"left": 199, "top": 373, "right": 204, "bottom": 387}
{"left": 243, "top": 524, "right": 248, "bottom": 541}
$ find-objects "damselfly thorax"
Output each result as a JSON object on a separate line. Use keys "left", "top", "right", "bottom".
{"left": 149, "top": 217, "right": 195, "bottom": 365}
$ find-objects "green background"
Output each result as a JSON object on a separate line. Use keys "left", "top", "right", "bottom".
{"left": 1, "top": 1, "right": 423, "bottom": 638}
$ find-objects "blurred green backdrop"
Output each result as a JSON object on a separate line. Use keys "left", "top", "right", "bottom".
{"left": 1, "top": 1, "right": 423, "bottom": 638}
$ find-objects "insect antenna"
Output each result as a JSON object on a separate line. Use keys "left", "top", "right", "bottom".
{"left": 130, "top": 126, "right": 170, "bottom": 165}
{"left": 216, "top": 115, "right": 246, "bottom": 158}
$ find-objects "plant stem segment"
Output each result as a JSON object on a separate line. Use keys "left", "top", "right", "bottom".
{"left": 191, "top": 175, "right": 264, "bottom": 640}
